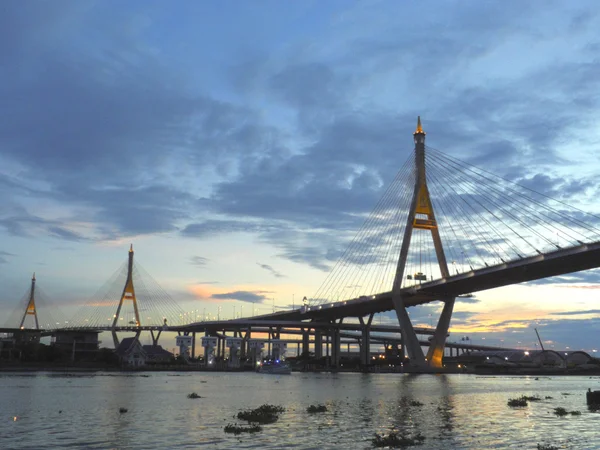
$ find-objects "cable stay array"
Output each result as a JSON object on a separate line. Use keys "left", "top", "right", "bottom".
{"left": 66, "top": 258, "right": 187, "bottom": 329}
{"left": 3, "top": 280, "right": 62, "bottom": 330}
{"left": 309, "top": 146, "right": 600, "bottom": 307}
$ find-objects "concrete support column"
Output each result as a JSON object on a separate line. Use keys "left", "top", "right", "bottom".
{"left": 268, "top": 328, "right": 273, "bottom": 358}
{"left": 425, "top": 297, "right": 456, "bottom": 368}
{"left": 359, "top": 314, "right": 374, "bottom": 369}
{"left": 314, "top": 330, "right": 323, "bottom": 359}
{"left": 393, "top": 296, "right": 426, "bottom": 366}
{"left": 332, "top": 328, "right": 341, "bottom": 368}
{"left": 241, "top": 329, "right": 250, "bottom": 360}
{"left": 325, "top": 330, "right": 330, "bottom": 369}
{"left": 302, "top": 329, "right": 310, "bottom": 356}
{"left": 192, "top": 332, "right": 196, "bottom": 358}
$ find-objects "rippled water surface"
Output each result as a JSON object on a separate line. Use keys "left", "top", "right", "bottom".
{"left": 2, "top": 371, "right": 600, "bottom": 449}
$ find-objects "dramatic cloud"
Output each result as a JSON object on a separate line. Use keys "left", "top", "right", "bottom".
{"left": 1, "top": 2, "right": 600, "bottom": 350}
{"left": 0, "top": 251, "right": 14, "bottom": 264}
{"left": 456, "top": 296, "right": 480, "bottom": 304}
{"left": 211, "top": 290, "right": 271, "bottom": 303}
{"left": 257, "top": 263, "right": 285, "bottom": 279}
{"left": 190, "top": 256, "right": 210, "bottom": 267}
{"left": 549, "top": 309, "right": 600, "bottom": 317}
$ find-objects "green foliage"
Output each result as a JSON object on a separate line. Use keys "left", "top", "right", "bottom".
{"left": 507, "top": 397, "right": 528, "bottom": 407}
{"left": 570, "top": 410, "right": 582, "bottom": 416}
{"left": 553, "top": 407, "right": 568, "bottom": 416}
{"left": 187, "top": 392, "right": 201, "bottom": 399}
{"left": 237, "top": 404, "right": 285, "bottom": 424}
{"left": 537, "top": 444, "right": 558, "bottom": 450}
{"left": 521, "top": 395, "right": 542, "bottom": 402}
{"left": 409, "top": 400, "right": 424, "bottom": 407}
{"left": 224, "top": 423, "right": 262, "bottom": 435}
{"left": 372, "top": 431, "right": 425, "bottom": 448}
{"left": 307, "top": 404, "right": 327, "bottom": 413}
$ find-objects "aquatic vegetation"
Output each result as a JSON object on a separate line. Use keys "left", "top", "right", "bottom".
{"left": 544, "top": 396, "right": 554, "bottom": 400}
{"left": 224, "top": 423, "right": 262, "bottom": 435}
{"left": 507, "top": 397, "right": 528, "bottom": 407}
{"left": 570, "top": 410, "right": 581, "bottom": 416}
{"left": 307, "top": 404, "right": 328, "bottom": 413}
{"left": 521, "top": 395, "right": 542, "bottom": 402}
{"left": 187, "top": 392, "right": 201, "bottom": 399}
{"left": 553, "top": 407, "right": 568, "bottom": 417}
{"left": 537, "top": 444, "right": 558, "bottom": 450}
{"left": 119, "top": 407, "right": 128, "bottom": 413}
{"left": 237, "top": 404, "right": 285, "bottom": 424}
{"left": 372, "top": 431, "right": 425, "bottom": 448}
{"left": 409, "top": 400, "right": 424, "bottom": 407}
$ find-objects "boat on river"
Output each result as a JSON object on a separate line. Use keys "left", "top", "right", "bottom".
{"left": 256, "top": 359, "right": 292, "bottom": 375}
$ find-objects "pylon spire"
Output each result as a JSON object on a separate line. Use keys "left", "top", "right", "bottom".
{"left": 112, "top": 245, "right": 141, "bottom": 347}
{"left": 19, "top": 273, "right": 40, "bottom": 329}
{"left": 414, "top": 115, "right": 425, "bottom": 134}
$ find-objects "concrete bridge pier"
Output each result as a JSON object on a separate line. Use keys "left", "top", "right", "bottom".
{"left": 302, "top": 328, "right": 310, "bottom": 356}
{"left": 314, "top": 330, "right": 323, "bottom": 359}
{"left": 426, "top": 297, "right": 456, "bottom": 367}
{"left": 359, "top": 313, "right": 374, "bottom": 370}
{"left": 393, "top": 295, "right": 426, "bottom": 369}
{"left": 331, "top": 327, "right": 341, "bottom": 368}
{"left": 191, "top": 332, "right": 196, "bottom": 358}
{"left": 325, "top": 331, "right": 330, "bottom": 369}
{"left": 241, "top": 329, "right": 250, "bottom": 360}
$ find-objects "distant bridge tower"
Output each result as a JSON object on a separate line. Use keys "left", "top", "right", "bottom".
{"left": 111, "top": 245, "right": 141, "bottom": 347}
{"left": 19, "top": 273, "right": 40, "bottom": 329}
{"left": 392, "top": 117, "right": 455, "bottom": 370}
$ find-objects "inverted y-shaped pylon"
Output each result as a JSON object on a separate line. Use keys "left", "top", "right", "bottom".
{"left": 19, "top": 273, "right": 40, "bottom": 329}
{"left": 111, "top": 244, "right": 141, "bottom": 347}
{"left": 392, "top": 117, "right": 455, "bottom": 370}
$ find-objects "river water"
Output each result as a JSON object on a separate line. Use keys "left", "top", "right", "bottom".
{"left": 1, "top": 371, "right": 600, "bottom": 449}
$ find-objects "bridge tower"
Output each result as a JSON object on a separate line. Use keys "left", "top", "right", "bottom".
{"left": 111, "top": 245, "right": 141, "bottom": 347}
{"left": 19, "top": 273, "right": 40, "bottom": 329}
{"left": 392, "top": 117, "right": 455, "bottom": 370}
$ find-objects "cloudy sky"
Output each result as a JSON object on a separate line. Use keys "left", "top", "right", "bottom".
{"left": 2, "top": 1, "right": 600, "bottom": 351}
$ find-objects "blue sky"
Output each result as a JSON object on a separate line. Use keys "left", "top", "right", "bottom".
{"left": 2, "top": 1, "right": 600, "bottom": 351}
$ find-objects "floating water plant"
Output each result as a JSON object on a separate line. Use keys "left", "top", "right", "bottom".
{"left": 119, "top": 407, "right": 128, "bottom": 413}
{"left": 537, "top": 444, "right": 558, "bottom": 450}
{"left": 187, "top": 392, "right": 201, "bottom": 399}
{"left": 507, "top": 397, "right": 528, "bottom": 407}
{"left": 307, "top": 404, "right": 327, "bottom": 413}
{"left": 237, "top": 404, "right": 285, "bottom": 424}
{"left": 553, "top": 407, "right": 568, "bottom": 417}
{"left": 224, "top": 423, "right": 262, "bottom": 435}
{"left": 372, "top": 431, "right": 425, "bottom": 448}
{"left": 570, "top": 410, "right": 581, "bottom": 416}
{"left": 409, "top": 400, "right": 424, "bottom": 407}
{"left": 521, "top": 395, "right": 542, "bottom": 402}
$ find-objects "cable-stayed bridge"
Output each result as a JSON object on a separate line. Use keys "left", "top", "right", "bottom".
{"left": 4, "top": 117, "right": 600, "bottom": 372}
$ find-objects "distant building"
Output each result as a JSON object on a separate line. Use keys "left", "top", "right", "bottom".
{"left": 115, "top": 337, "right": 147, "bottom": 367}
{"left": 52, "top": 330, "right": 100, "bottom": 361}
{"left": 142, "top": 345, "right": 173, "bottom": 364}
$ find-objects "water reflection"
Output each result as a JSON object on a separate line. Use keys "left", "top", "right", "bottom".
{"left": 2, "top": 372, "right": 600, "bottom": 449}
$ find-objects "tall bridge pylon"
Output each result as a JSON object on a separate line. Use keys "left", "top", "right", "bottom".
{"left": 111, "top": 244, "right": 141, "bottom": 347}
{"left": 392, "top": 117, "right": 454, "bottom": 370}
{"left": 19, "top": 273, "right": 40, "bottom": 330}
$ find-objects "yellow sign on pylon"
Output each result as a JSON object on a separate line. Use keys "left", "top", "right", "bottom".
{"left": 413, "top": 183, "right": 437, "bottom": 230}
